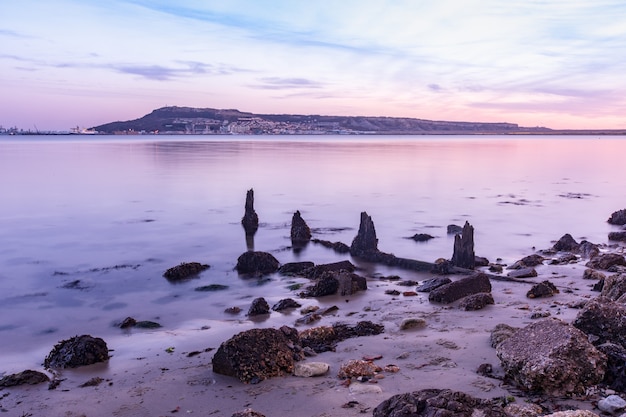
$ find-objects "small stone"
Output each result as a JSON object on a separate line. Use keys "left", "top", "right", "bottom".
{"left": 349, "top": 383, "right": 383, "bottom": 394}
{"left": 399, "top": 318, "right": 427, "bottom": 331}
{"left": 402, "top": 291, "right": 418, "bottom": 296}
{"left": 293, "top": 362, "right": 330, "bottom": 377}
{"left": 598, "top": 395, "right": 626, "bottom": 414}
{"left": 224, "top": 306, "right": 242, "bottom": 314}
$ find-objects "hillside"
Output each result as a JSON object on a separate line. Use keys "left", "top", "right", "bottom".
{"left": 93, "top": 106, "right": 550, "bottom": 135}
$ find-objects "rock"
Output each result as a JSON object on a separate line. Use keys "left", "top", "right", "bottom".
{"left": 303, "top": 272, "right": 339, "bottom": 297}
{"left": 295, "top": 312, "right": 321, "bottom": 326}
{"left": 583, "top": 268, "right": 606, "bottom": 280}
{"left": 475, "top": 256, "right": 490, "bottom": 267}
{"left": 134, "top": 320, "right": 162, "bottom": 329}
{"left": 553, "top": 233, "right": 580, "bottom": 251}
{"left": 451, "top": 221, "right": 475, "bottom": 269}
{"left": 416, "top": 277, "right": 451, "bottom": 292}
{"left": 586, "top": 253, "right": 626, "bottom": 270}
{"left": 120, "top": 316, "right": 137, "bottom": 329}
{"left": 504, "top": 403, "right": 544, "bottom": 417}
{"left": 597, "top": 342, "right": 626, "bottom": 392}
{"left": 572, "top": 297, "right": 626, "bottom": 347}
{"left": 609, "top": 231, "right": 626, "bottom": 242}
{"left": 373, "top": 388, "right": 508, "bottom": 417}
{"left": 272, "top": 298, "right": 302, "bottom": 311}
{"left": 235, "top": 251, "right": 280, "bottom": 276}
{"left": 337, "top": 359, "right": 381, "bottom": 379}
{"left": 509, "top": 254, "right": 544, "bottom": 269}
{"left": 399, "top": 318, "right": 427, "bottom": 330}
{"left": 278, "top": 261, "right": 315, "bottom": 275}
{"left": 290, "top": 210, "right": 312, "bottom": 245}
{"left": 580, "top": 240, "right": 600, "bottom": 259}
{"left": 299, "top": 321, "right": 384, "bottom": 353}
{"left": 163, "top": 262, "right": 210, "bottom": 281}
{"left": 212, "top": 326, "right": 303, "bottom": 383}
{"left": 231, "top": 408, "right": 266, "bottom": 417}
{"left": 195, "top": 284, "right": 229, "bottom": 292}
{"left": 293, "top": 361, "right": 329, "bottom": 377}
{"left": 490, "top": 323, "right": 518, "bottom": 348}
{"left": 598, "top": 395, "right": 626, "bottom": 414}
{"left": 507, "top": 267, "right": 537, "bottom": 279}
{"left": 44, "top": 335, "right": 109, "bottom": 369}
{"left": 302, "top": 260, "right": 356, "bottom": 279}
{"left": 241, "top": 188, "right": 259, "bottom": 235}
{"left": 247, "top": 297, "right": 270, "bottom": 316}
{"left": 409, "top": 233, "right": 434, "bottom": 242}
{"left": 350, "top": 212, "right": 379, "bottom": 257}
{"left": 459, "top": 292, "right": 494, "bottom": 310}
{"left": 527, "top": 280, "right": 559, "bottom": 299}
{"left": 601, "top": 273, "right": 626, "bottom": 301}
{"left": 608, "top": 209, "right": 626, "bottom": 225}
{"left": 489, "top": 264, "right": 504, "bottom": 273}
{"left": 336, "top": 271, "right": 367, "bottom": 296}
{"left": 544, "top": 412, "right": 600, "bottom": 417}
{"left": 428, "top": 272, "right": 491, "bottom": 304}
{"left": 551, "top": 253, "right": 578, "bottom": 265}
{"left": 0, "top": 370, "right": 50, "bottom": 387}
{"left": 496, "top": 319, "right": 606, "bottom": 395}
{"left": 447, "top": 224, "right": 463, "bottom": 234}
{"left": 349, "top": 383, "right": 384, "bottom": 394}
{"left": 225, "top": 306, "right": 242, "bottom": 314}
{"left": 311, "top": 239, "right": 350, "bottom": 253}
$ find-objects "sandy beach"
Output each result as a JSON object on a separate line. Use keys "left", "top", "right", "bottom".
{"left": 1, "top": 255, "right": 608, "bottom": 417}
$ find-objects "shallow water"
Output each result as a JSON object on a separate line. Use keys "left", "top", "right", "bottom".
{"left": 0, "top": 135, "right": 624, "bottom": 368}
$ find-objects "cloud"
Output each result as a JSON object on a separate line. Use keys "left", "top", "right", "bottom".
{"left": 250, "top": 77, "right": 325, "bottom": 90}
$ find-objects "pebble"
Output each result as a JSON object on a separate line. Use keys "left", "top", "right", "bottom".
{"left": 348, "top": 383, "right": 383, "bottom": 395}
{"left": 598, "top": 395, "right": 626, "bottom": 414}
{"left": 293, "top": 362, "right": 330, "bottom": 377}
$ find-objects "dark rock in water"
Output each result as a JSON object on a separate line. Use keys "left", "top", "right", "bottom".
{"left": 44, "top": 335, "right": 109, "bottom": 369}
{"left": 451, "top": 221, "right": 475, "bottom": 269}
{"left": 550, "top": 253, "right": 578, "bottom": 265}
{"left": 475, "top": 256, "right": 490, "bottom": 267}
{"left": 303, "top": 272, "right": 340, "bottom": 297}
{"left": 527, "top": 280, "right": 559, "bottom": 299}
{"left": 231, "top": 409, "right": 266, "bottom": 417}
{"left": 428, "top": 272, "right": 491, "bottom": 304}
{"left": 397, "top": 280, "right": 419, "bottom": 286}
{"left": 580, "top": 240, "right": 600, "bottom": 259}
{"left": 553, "top": 233, "right": 580, "bottom": 251}
{"left": 212, "top": 326, "right": 303, "bottom": 383}
{"left": 597, "top": 342, "right": 626, "bottom": 392}
{"left": 272, "top": 298, "right": 302, "bottom": 311}
{"left": 235, "top": 251, "right": 280, "bottom": 276}
{"left": 311, "top": 239, "right": 350, "bottom": 253}
{"left": 135, "top": 320, "right": 162, "bottom": 329}
{"left": 195, "top": 284, "right": 229, "bottom": 292}
{"left": 299, "top": 321, "right": 384, "bottom": 353}
{"left": 459, "top": 292, "right": 494, "bottom": 311}
{"left": 408, "top": 233, "right": 434, "bottom": 242}
{"left": 416, "top": 277, "right": 452, "bottom": 292}
{"left": 373, "top": 388, "right": 508, "bottom": 417}
{"left": 609, "top": 231, "right": 626, "bottom": 242}
{"left": 593, "top": 278, "right": 605, "bottom": 292}
{"left": 302, "top": 260, "right": 356, "bottom": 279}
{"left": 601, "top": 273, "right": 626, "bottom": 301}
{"left": 496, "top": 318, "right": 606, "bottom": 395}
{"left": 608, "top": 209, "right": 626, "bottom": 225}
{"left": 163, "top": 262, "right": 210, "bottom": 281}
{"left": 490, "top": 323, "right": 518, "bottom": 348}
{"left": 431, "top": 258, "right": 453, "bottom": 275}
{"left": 278, "top": 261, "right": 315, "bottom": 276}
{"left": 0, "top": 369, "right": 50, "bottom": 387}
{"left": 241, "top": 188, "right": 259, "bottom": 235}
{"left": 120, "top": 316, "right": 137, "bottom": 329}
{"left": 333, "top": 321, "right": 384, "bottom": 340}
{"left": 247, "top": 297, "right": 270, "bottom": 316}
{"left": 572, "top": 297, "right": 626, "bottom": 348}
{"left": 586, "top": 253, "right": 626, "bottom": 270}
{"left": 508, "top": 254, "right": 544, "bottom": 269}
{"left": 350, "top": 212, "right": 379, "bottom": 257}
{"left": 583, "top": 268, "right": 606, "bottom": 280}
{"left": 447, "top": 224, "right": 463, "bottom": 234}
{"left": 290, "top": 210, "right": 312, "bottom": 245}
{"left": 507, "top": 267, "right": 537, "bottom": 279}
{"left": 337, "top": 272, "right": 367, "bottom": 296}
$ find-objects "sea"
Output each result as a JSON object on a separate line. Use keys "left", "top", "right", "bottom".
{"left": 0, "top": 134, "right": 624, "bottom": 371}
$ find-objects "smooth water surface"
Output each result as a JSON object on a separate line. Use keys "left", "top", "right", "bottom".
{"left": 0, "top": 135, "right": 624, "bottom": 366}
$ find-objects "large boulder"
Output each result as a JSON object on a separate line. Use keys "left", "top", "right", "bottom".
{"left": 428, "top": 272, "right": 491, "bottom": 304}
{"left": 451, "top": 221, "right": 475, "bottom": 269}
{"left": 235, "top": 251, "right": 280, "bottom": 276}
{"left": 373, "top": 388, "right": 507, "bottom": 417}
{"left": 608, "top": 209, "right": 626, "bottom": 225}
{"left": 586, "top": 253, "right": 626, "bottom": 270}
{"left": 496, "top": 319, "right": 606, "bottom": 395}
{"left": 44, "top": 335, "right": 109, "bottom": 369}
{"left": 212, "top": 326, "right": 303, "bottom": 383}
{"left": 572, "top": 297, "right": 626, "bottom": 348}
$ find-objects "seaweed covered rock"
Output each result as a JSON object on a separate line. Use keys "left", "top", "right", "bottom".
{"left": 44, "top": 335, "right": 109, "bottom": 369}
{"left": 212, "top": 326, "right": 303, "bottom": 383}
{"left": 601, "top": 273, "right": 626, "bottom": 301}
{"left": 496, "top": 319, "right": 606, "bottom": 395}
{"left": 428, "top": 272, "right": 491, "bottom": 304}
{"left": 299, "top": 321, "right": 384, "bottom": 353}
{"left": 586, "top": 253, "right": 626, "bottom": 270}
{"left": 235, "top": 251, "right": 280, "bottom": 276}
{"left": 572, "top": 297, "right": 626, "bottom": 348}
{"left": 373, "top": 388, "right": 507, "bottom": 417}
{"left": 163, "top": 262, "right": 210, "bottom": 281}
{"left": 527, "top": 280, "right": 559, "bottom": 299}
{"left": 0, "top": 370, "right": 50, "bottom": 387}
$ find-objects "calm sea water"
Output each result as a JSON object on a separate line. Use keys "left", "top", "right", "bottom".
{"left": 0, "top": 135, "right": 624, "bottom": 368}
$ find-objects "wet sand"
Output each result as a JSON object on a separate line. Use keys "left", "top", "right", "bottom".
{"left": 0, "top": 259, "right": 604, "bottom": 416}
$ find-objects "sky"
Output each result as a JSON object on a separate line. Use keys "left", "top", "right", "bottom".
{"left": 2, "top": 0, "right": 626, "bottom": 131}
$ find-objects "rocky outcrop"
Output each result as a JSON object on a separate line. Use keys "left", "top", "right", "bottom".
{"left": 586, "top": 253, "right": 626, "bottom": 270}
{"left": 212, "top": 326, "right": 303, "bottom": 383}
{"left": 373, "top": 388, "right": 507, "bottom": 417}
{"left": 0, "top": 370, "right": 50, "bottom": 387}
{"left": 290, "top": 210, "right": 311, "bottom": 246}
{"left": 608, "top": 209, "right": 626, "bottom": 225}
{"left": 496, "top": 319, "right": 606, "bottom": 395}
{"left": 350, "top": 212, "right": 379, "bottom": 257}
{"left": 163, "top": 262, "right": 210, "bottom": 281}
{"left": 241, "top": 189, "right": 259, "bottom": 235}
{"left": 44, "top": 335, "right": 109, "bottom": 369}
{"left": 572, "top": 297, "right": 626, "bottom": 347}
{"left": 428, "top": 272, "right": 491, "bottom": 304}
{"left": 235, "top": 251, "right": 280, "bottom": 276}
{"left": 451, "top": 221, "right": 475, "bottom": 269}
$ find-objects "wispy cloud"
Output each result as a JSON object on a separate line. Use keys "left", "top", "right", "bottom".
{"left": 250, "top": 77, "right": 325, "bottom": 90}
